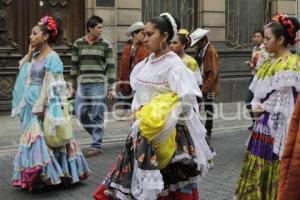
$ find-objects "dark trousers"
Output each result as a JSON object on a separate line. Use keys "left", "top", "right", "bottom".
{"left": 203, "top": 93, "right": 214, "bottom": 137}
{"left": 245, "top": 75, "right": 255, "bottom": 123}
{"left": 116, "top": 91, "right": 133, "bottom": 110}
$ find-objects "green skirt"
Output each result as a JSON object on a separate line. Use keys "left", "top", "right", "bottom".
{"left": 234, "top": 153, "right": 280, "bottom": 200}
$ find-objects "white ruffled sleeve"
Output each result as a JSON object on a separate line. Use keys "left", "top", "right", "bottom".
{"left": 253, "top": 87, "right": 295, "bottom": 158}
{"left": 168, "top": 65, "right": 202, "bottom": 98}
{"left": 260, "top": 88, "right": 294, "bottom": 116}
{"left": 193, "top": 69, "right": 203, "bottom": 86}
{"left": 19, "top": 55, "right": 31, "bottom": 69}
{"left": 130, "top": 57, "right": 149, "bottom": 111}
{"left": 130, "top": 57, "right": 149, "bottom": 91}
{"left": 131, "top": 92, "right": 140, "bottom": 111}
{"left": 168, "top": 64, "right": 202, "bottom": 113}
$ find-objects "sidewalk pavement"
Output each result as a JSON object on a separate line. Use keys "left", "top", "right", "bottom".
{"left": 0, "top": 102, "right": 251, "bottom": 154}
{"left": 0, "top": 102, "right": 252, "bottom": 200}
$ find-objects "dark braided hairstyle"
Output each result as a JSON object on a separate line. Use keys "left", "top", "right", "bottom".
{"left": 267, "top": 13, "right": 300, "bottom": 46}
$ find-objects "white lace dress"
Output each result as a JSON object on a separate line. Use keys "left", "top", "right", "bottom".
{"left": 94, "top": 51, "right": 215, "bottom": 200}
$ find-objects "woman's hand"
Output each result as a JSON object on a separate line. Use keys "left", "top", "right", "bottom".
{"left": 68, "top": 85, "right": 76, "bottom": 98}
{"left": 108, "top": 91, "right": 116, "bottom": 100}
{"left": 27, "top": 43, "right": 36, "bottom": 60}
{"left": 250, "top": 63, "right": 256, "bottom": 70}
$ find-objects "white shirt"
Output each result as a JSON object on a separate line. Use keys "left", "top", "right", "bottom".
{"left": 130, "top": 51, "right": 201, "bottom": 110}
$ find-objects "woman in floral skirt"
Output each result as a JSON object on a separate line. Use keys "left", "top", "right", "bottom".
{"left": 93, "top": 13, "right": 214, "bottom": 200}
{"left": 234, "top": 13, "right": 300, "bottom": 200}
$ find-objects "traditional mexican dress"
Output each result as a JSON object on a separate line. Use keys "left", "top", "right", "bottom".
{"left": 93, "top": 51, "right": 215, "bottom": 200}
{"left": 182, "top": 54, "right": 202, "bottom": 86}
{"left": 11, "top": 52, "right": 90, "bottom": 191}
{"left": 234, "top": 54, "right": 300, "bottom": 200}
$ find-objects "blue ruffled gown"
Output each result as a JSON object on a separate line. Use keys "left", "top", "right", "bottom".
{"left": 11, "top": 52, "right": 90, "bottom": 191}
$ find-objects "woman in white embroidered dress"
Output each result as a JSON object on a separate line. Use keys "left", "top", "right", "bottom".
{"left": 234, "top": 14, "right": 300, "bottom": 200}
{"left": 94, "top": 13, "right": 214, "bottom": 200}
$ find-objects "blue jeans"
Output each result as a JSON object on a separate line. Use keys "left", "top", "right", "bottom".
{"left": 75, "top": 83, "right": 106, "bottom": 149}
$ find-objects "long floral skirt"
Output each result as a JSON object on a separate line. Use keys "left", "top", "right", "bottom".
{"left": 94, "top": 123, "right": 200, "bottom": 200}
{"left": 234, "top": 114, "right": 280, "bottom": 200}
{"left": 12, "top": 84, "right": 90, "bottom": 191}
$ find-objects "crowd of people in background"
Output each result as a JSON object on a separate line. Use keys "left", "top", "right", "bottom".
{"left": 9, "top": 10, "right": 300, "bottom": 200}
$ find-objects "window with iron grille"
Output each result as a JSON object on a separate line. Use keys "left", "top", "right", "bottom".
{"left": 225, "top": 0, "right": 270, "bottom": 48}
{"left": 142, "top": 0, "right": 196, "bottom": 32}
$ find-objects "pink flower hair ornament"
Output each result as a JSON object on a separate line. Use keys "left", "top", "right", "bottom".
{"left": 38, "top": 16, "right": 58, "bottom": 41}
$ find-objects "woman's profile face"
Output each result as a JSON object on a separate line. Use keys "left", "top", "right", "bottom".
{"left": 29, "top": 25, "right": 46, "bottom": 48}
{"left": 144, "top": 22, "right": 165, "bottom": 53}
{"left": 170, "top": 36, "right": 184, "bottom": 55}
{"left": 263, "top": 27, "right": 279, "bottom": 54}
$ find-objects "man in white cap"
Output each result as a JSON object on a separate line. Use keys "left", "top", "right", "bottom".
{"left": 116, "top": 21, "right": 149, "bottom": 118}
{"left": 190, "top": 28, "right": 220, "bottom": 145}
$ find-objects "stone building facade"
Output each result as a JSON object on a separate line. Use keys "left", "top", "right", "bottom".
{"left": 0, "top": 0, "right": 297, "bottom": 111}
{"left": 87, "top": 0, "right": 297, "bottom": 102}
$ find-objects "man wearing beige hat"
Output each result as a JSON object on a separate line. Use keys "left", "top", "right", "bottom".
{"left": 190, "top": 28, "right": 220, "bottom": 145}
{"left": 116, "top": 21, "right": 149, "bottom": 117}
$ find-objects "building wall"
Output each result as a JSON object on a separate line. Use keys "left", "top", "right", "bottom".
{"left": 85, "top": 0, "right": 227, "bottom": 45}
{"left": 84, "top": 0, "right": 297, "bottom": 103}
{"left": 84, "top": 0, "right": 143, "bottom": 77}
{"left": 85, "top": 0, "right": 297, "bottom": 46}
{"left": 273, "top": 0, "right": 296, "bottom": 16}
{"left": 198, "top": 0, "right": 225, "bottom": 42}
{"left": 85, "top": 0, "right": 117, "bottom": 56}
{"left": 85, "top": 0, "right": 143, "bottom": 49}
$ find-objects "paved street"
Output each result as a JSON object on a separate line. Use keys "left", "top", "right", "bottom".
{"left": 0, "top": 102, "right": 251, "bottom": 200}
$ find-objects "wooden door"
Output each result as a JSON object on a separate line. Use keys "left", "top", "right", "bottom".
{"left": 0, "top": 0, "right": 85, "bottom": 112}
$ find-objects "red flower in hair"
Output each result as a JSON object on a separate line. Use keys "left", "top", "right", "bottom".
{"left": 39, "top": 16, "right": 58, "bottom": 41}
{"left": 272, "top": 13, "right": 298, "bottom": 45}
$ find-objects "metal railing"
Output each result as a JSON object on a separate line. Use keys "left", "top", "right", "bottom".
{"left": 225, "top": 0, "right": 270, "bottom": 48}
{"left": 142, "top": 0, "right": 195, "bottom": 31}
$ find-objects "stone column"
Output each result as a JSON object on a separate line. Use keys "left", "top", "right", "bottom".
{"left": 273, "top": 0, "right": 296, "bottom": 15}
{"left": 197, "top": 0, "right": 225, "bottom": 42}
{"left": 84, "top": 0, "right": 117, "bottom": 54}
{"left": 116, "top": 0, "right": 142, "bottom": 46}
{"left": 270, "top": 0, "right": 298, "bottom": 52}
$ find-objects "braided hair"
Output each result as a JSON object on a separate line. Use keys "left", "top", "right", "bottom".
{"left": 267, "top": 13, "right": 300, "bottom": 46}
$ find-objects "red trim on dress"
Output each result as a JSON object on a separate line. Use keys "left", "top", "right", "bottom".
{"left": 137, "top": 78, "right": 168, "bottom": 85}
{"left": 151, "top": 53, "right": 170, "bottom": 64}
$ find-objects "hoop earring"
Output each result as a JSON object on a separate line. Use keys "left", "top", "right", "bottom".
{"left": 160, "top": 41, "right": 168, "bottom": 53}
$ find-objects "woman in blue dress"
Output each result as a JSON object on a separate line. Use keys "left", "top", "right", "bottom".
{"left": 11, "top": 16, "right": 90, "bottom": 192}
